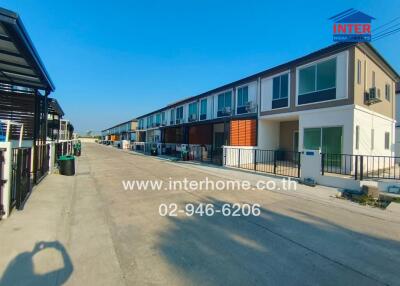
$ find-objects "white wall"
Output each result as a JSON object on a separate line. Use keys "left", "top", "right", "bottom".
{"left": 257, "top": 120, "right": 280, "bottom": 150}
{"left": 353, "top": 106, "right": 395, "bottom": 156}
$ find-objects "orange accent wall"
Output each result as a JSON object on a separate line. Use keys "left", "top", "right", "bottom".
{"left": 230, "top": 119, "right": 256, "bottom": 146}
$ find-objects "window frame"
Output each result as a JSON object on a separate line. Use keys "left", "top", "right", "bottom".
{"left": 355, "top": 126, "right": 360, "bottom": 150}
{"left": 371, "top": 129, "right": 375, "bottom": 150}
{"left": 176, "top": 106, "right": 184, "bottom": 121}
{"left": 357, "top": 59, "right": 362, "bottom": 85}
{"left": 271, "top": 72, "right": 290, "bottom": 110}
{"left": 188, "top": 101, "right": 198, "bottom": 121}
{"left": 385, "top": 83, "right": 391, "bottom": 101}
{"left": 237, "top": 85, "right": 249, "bottom": 107}
{"left": 200, "top": 98, "right": 207, "bottom": 118}
{"left": 298, "top": 57, "right": 337, "bottom": 96}
{"left": 296, "top": 54, "right": 340, "bottom": 106}
{"left": 385, "top": 132, "right": 390, "bottom": 150}
{"left": 217, "top": 90, "right": 233, "bottom": 116}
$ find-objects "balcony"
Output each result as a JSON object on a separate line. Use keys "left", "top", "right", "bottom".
{"left": 237, "top": 102, "right": 257, "bottom": 114}
{"left": 188, "top": 114, "right": 198, "bottom": 122}
{"left": 217, "top": 107, "right": 232, "bottom": 117}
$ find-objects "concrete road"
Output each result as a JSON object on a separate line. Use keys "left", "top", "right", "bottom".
{"left": 1, "top": 143, "right": 400, "bottom": 286}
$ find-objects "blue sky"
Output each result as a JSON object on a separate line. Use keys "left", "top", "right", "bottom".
{"left": 2, "top": 0, "right": 399, "bottom": 133}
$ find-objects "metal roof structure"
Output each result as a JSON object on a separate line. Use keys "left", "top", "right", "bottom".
{"left": 0, "top": 7, "right": 54, "bottom": 92}
{"left": 47, "top": 98, "right": 64, "bottom": 116}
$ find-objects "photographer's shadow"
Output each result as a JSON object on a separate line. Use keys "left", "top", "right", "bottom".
{"left": 0, "top": 241, "right": 73, "bottom": 286}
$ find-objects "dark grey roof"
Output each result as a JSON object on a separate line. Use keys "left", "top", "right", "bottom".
{"left": 0, "top": 7, "right": 55, "bottom": 91}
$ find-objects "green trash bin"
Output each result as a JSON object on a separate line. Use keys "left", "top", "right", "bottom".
{"left": 59, "top": 155, "right": 75, "bottom": 176}
{"left": 181, "top": 150, "right": 189, "bottom": 161}
{"left": 73, "top": 142, "right": 81, "bottom": 157}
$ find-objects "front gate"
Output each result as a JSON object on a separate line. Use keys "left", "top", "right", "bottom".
{"left": 11, "top": 147, "right": 32, "bottom": 210}
{"left": 224, "top": 148, "right": 301, "bottom": 178}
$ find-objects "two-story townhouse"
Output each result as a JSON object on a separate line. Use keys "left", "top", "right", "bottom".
{"left": 135, "top": 42, "right": 398, "bottom": 161}
{"left": 102, "top": 119, "right": 138, "bottom": 144}
{"left": 259, "top": 42, "right": 398, "bottom": 158}
{"left": 136, "top": 80, "right": 259, "bottom": 154}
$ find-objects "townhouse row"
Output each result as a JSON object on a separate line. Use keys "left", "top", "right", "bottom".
{"left": 101, "top": 119, "right": 137, "bottom": 148}
{"left": 134, "top": 42, "right": 399, "bottom": 160}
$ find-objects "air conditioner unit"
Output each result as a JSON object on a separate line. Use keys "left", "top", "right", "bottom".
{"left": 223, "top": 107, "right": 231, "bottom": 114}
{"left": 189, "top": 114, "right": 197, "bottom": 121}
{"left": 245, "top": 102, "right": 257, "bottom": 113}
{"left": 365, "top": 87, "right": 382, "bottom": 105}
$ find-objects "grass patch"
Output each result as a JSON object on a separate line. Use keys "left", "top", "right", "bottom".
{"left": 341, "top": 191, "right": 391, "bottom": 209}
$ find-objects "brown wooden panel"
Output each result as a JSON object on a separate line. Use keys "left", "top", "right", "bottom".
{"left": 230, "top": 119, "right": 256, "bottom": 147}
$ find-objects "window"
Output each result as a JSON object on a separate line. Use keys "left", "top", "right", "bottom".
{"left": 161, "top": 112, "right": 165, "bottom": 124}
{"left": 385, "top": 84, "right": 391, "bottom": 101}
{"left": 271, "top": 73, "right": 289, "bottom": 109}
{"left": 176, "top": 106, "right": 184, "bottom": 120}
{"left": 200, "top": 99, "right": 207, "bottom": 118}
{"left": 303, "top": 127, "right": 343, "bottom": 154}
{"left": 155, "top": 113, "right": 161, "bottom": 125}
{"left": 357, "top": 60, "right": 362, "bottom": 84}
{"left": 298, "top": 58, "right": 336, "bottom": 95}
{"left": 385, "top": 132, "right": 390, "bottom": 150}
{"left": 303, "top": 128, "right": 321, "bottom": 150}
{"left": 355, "top": 126, "right": 360, "bottom": 150}
{"left": 371, "top": 129, "right": 374, "bottom": 150}
{"left": 188, "top": 102, "right": 198, "bottom": 121}
{"left": 170, "top": 109, "right": 175, "bottom": 124}
{"left": 273, "top": 74, "right": 289, "bottom": 100}
{"left": 372, "top": 71, "right": 375, "bottom": 88}
{"left": 237, "top": 86, "right": 249, "bottom": 107}
{"left": 217, "top": 91, "right": 232, "bottom": 115}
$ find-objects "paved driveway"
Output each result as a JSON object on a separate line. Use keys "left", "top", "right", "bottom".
{"left": 1, "top": 143, "right": 400, "bottom": 286}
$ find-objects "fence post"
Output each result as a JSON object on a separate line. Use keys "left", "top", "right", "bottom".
{"left": 254, "top": 149, "right": 257, "bottom": 171}
{"left": 354, "top": 155, "right": 358, "bottom": 180}
{"left": 297, "top": 152, "right": 301, "bottom": 178}
{"left": 359, "top": 155, "right": 364, "bottom": 181}
{"left": 273, "top": 150, "right": 277, "bottom": 174}
{"left": 237, "top": 149, "right": 241, "bottom": 168}
{"left": 321, "top": 153, "right": 325, "bottom": 175}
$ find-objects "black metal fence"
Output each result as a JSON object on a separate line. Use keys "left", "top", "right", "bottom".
{"left": 224, "top": 148, "right": 301, "bottom": 178}
{"left": 56, "top": 141, "right": 72, "bottom": 159}
{"left": 0, "top": 148, "right": 5, "bottom": 218}
{"left": 11, "top": 147, "right": 32, "bottom": 210}
{"left": 35, "top": 144, "right": 50, "bottom": 183}
{"left": 322, "top": 153, "right": 400, "bottom": 180}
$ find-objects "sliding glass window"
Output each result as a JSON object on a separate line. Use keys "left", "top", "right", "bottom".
{"left": 298, "top": 58, "right": 336, "bottom": 105}
{"left": 272, "top": 73, "right": 289, "bottom": 109}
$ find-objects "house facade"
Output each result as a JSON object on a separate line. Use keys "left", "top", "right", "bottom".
{"left": 102, "top": 119, "right": 138, "bottom": 146}
{"left": 135, "top": 42, "right": 398, "bottom": 160}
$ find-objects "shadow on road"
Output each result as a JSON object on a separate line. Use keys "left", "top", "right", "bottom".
{"left": 157, "top": 197, "right": 400, "bottom": 286}
{"left": 0, "top": 241, "right": 73, "bottom": 286}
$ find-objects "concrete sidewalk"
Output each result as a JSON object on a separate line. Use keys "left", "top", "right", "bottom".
{"left": 0, "top": 150, "right": 125, "bottom": 286}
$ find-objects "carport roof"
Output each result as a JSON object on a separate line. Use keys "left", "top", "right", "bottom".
{"left": 0, "top": 7, "right": 55, "bottom": 92}
{"left": 47, "top": 98, "right": 64, "bottom": 116}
